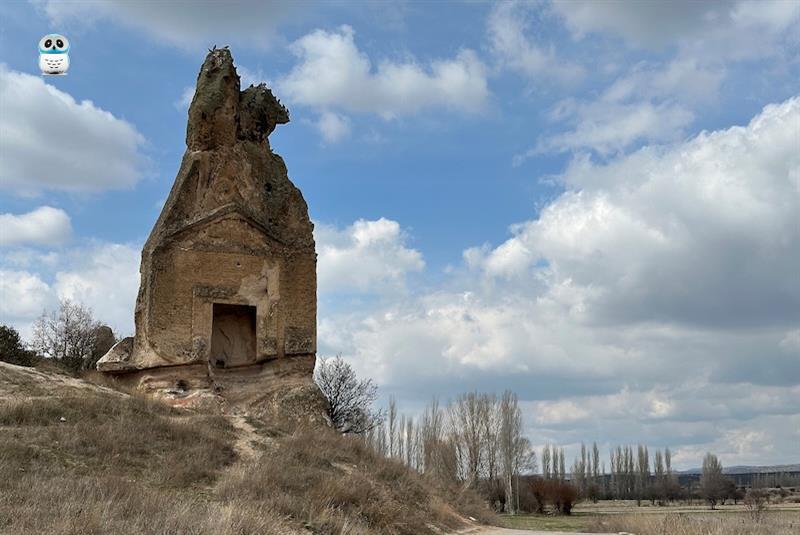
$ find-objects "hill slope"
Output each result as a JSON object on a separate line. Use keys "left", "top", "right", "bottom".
{"left": 0, "top": 362, "right": 490, "bottom": 534}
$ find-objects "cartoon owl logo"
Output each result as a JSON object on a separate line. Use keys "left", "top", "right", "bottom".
{"left": 38, "top": 34, "right": 70, "bottom": 75}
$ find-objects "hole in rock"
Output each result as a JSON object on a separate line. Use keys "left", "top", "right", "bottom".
{"left": 210, "top": 303, "right": 256, "bottom": 369}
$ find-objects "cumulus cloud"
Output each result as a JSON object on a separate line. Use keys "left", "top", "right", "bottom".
{"left": 0, "top": 65, "right": 146, "bottom": 194}
{"left": 0, "top": 206, "right": 72, "bottom": 246}
{"left": 482, "top": 97, "right": 800, "bottom": 328}
{"left": 316, "top": 218, "right": 424, "bottom": 294}
{"left": 33, "top": 0, "right": 305, "bottom": 50}
{"left": 487, "top": 1, "right": 585, "bottom": 85}
{"left": 53, "top": 243, "right": 140, "bottom": 334}
{"left": 320, "top": 97, "right": 800, "bottom": 467}
{"left": 278, "top": 25, "right": 489, "bottom": 122}
{"left": 0, "top": 242, "right": 140, "bottom": 338}
{"left": 0, "top": 270, "right": 53, "bottom": 324}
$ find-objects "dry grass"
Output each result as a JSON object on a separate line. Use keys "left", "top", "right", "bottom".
{"left": 0, "top": 474, "right": 296, "bottom": 535}
{"left": 0, "top": 395, "right": 235, "bottom": 488}
{"left": 590, "top": 511, "right": 800, "bottom": 535}
{"left": 0, "top": 363, "right": 493, "bottom": 534}
{"left": 0, "top": 393, "right": 253, "bottom": 534}
{"left": 216, "top": 426, "right": 481, "bottom": 534}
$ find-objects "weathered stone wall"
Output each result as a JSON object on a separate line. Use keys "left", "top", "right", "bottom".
{"left": 97, "top": 49, "right": 321, "bottom": 421}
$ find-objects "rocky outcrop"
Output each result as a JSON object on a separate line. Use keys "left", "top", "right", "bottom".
{"left": 98, "top": 49, "right": 323, "bottom": 422}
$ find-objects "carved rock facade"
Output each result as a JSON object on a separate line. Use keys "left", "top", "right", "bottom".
{"left": 98, "top": 49, "right": 323, "bottom": 420}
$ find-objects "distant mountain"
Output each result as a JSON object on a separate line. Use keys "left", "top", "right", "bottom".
{"left": 680, "top": 464, "right": 800, "bottom": 475}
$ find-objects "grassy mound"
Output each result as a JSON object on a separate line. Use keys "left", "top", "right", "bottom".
{"left": 0, "top": 362, "right": 490, "bottom": 534}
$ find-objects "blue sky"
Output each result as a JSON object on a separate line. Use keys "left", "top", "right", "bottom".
{"left": 1, "top": 0, "right": 799, "bottom": 469}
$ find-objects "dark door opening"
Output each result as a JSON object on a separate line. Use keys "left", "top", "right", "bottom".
{"left": 210, "top": 304, "right": 256, "bottom": 369}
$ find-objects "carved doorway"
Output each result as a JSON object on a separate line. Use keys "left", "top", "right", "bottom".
{"left": 210, "top": 304, "right": 256, "bottom": 368}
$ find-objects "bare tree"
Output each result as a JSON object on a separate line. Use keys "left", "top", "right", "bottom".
{"left": 31, "top": 299, "right": 104, "bottom": 373}
{"left": 420, "top": 397, "right": 459, "bottom": 482}
{"left": 498, "top": 391, "right": 533, "bottom": 513}
{"left": 388, "top": 396, "right": 397, "bottom": 457}
{"left": 404, "top": 416, "right": 417, "bottom": 469}
{"left": 700, "top": 453, "right": 726, "bottom": 509}
{"left": 744, "top": 487, "right": 769, "bottom": 522}
{"left": 542, "top": 444, "right": 552, "bottom": 479}
{"left": 654, "top": 449, "right": 666, "bottom": 504}
{"left": 636, "top": 444, "right": 650, "bottom": 505}
{"left": 397, "top": 413, "right": 406, "bottom": 461}
{"left": 449, "top": 391, "right": 491, "bottom": 485}
{"left": 481, "top": 394, "right": 500, "bottom": 492}
{"left": 314, "top": 355, "right": 383, "bottom": 434}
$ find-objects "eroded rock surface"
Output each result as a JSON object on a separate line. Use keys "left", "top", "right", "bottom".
{"left": 98, "top": 49, "right": 324, "bottom": 423}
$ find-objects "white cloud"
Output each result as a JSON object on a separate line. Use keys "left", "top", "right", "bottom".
{"left": 482, "top": 97, "right": 800, "bottom": 328}
{"left": 0, "top": 270, "right": 53, "bottom": 323}
{"left": 487, "top": 1, "right": 585, "bottom": 85}
{"left": 552, "top": 0, "right": 800, "bottom": 57}
{"left": 315, "top": 111, "right": 351, "bottom": 144}
{"left": 552, "top": 0, "right": 724, "bottom": 47}
{"left": 54, "top": 243, "right": 140, "bottom": 334}
{"left": 0, "top": 242, "right": 140, "bottom": 338}
{"left": 33, "top": 0, "right": 305, "bottom": 50}
{"left": 0, "top": 206, "right": 72, "bottom": 246}
{"left": 535, "top": 98, "right": 694, "bottom": 156}
{"left": 278, "top": 25, "right": 489, "bottom": 121}
{"left": 0, "top": 65, "right": 146, "bottom": 194}
{"left": 318, "top": 97, "right": 800, "bottom": 468}
{"left": 316, "top": 218, "right": 424, "bottom": 294}
{"left": 780, "top": 329, "right": 800, "bottom": 352}
{"left": 603, "top": 58, "right": 726, "bottom": 106}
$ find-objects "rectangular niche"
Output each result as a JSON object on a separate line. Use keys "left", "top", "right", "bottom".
{"left": 210, "top": 303, "right": 257, "bottom": 368}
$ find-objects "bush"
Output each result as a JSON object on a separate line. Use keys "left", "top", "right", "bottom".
{"left": 0, "top": 325, "right": 39, "bottom": 367}
{"left": 744, "top": 488, "right": 769, "bottom": 522}
{"left": 520, "top": 478, "right": 578, "bottom": 515}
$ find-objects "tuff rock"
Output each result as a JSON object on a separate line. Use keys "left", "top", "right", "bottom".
{"left": 98, "top": 49, "right": 325, "bottom": 424}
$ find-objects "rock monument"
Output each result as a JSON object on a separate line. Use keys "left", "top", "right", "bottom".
{"left": 98, "top": 49, "right": 323, "bottom": 420}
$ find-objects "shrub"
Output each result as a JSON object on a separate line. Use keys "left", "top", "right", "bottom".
{"left": 519, "top": 478, "right": 578, "bottom": 515}
{"left": 744, "top": 488, "right": 769, "bottom": 522}
{"left": 0, "top": 325, "right": 39, "bottom": 367}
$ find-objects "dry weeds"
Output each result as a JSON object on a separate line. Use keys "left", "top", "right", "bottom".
{"left": 591, "top": 511, "right": 800, "bottom": 535}
{"left": 216, "top": 427, "right": 475, "bottom": 535}
{"left": 0, "top": 363, "right": 493, "bottom": 534}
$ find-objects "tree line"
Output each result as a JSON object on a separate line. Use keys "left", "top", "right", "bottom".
{"left": 314, "top": 356, "right": 767, "bottom": 515}
{"left": 363, "top": 391, "right": 539, "bottom": 514}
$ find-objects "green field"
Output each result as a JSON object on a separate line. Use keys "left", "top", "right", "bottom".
{"left": 497, "top": 512, "right": 594, "bottom": 531}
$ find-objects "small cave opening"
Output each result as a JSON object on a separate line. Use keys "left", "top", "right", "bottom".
{"left": 210, "top": 303, "right": 257, "bottom": 369}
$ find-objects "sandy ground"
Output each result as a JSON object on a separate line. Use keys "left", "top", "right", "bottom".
{"left": 0, "top": 361, "right": 126, "bottom": 400}
{"left": 469, "top": 528, "right": 605, "bottom": 535}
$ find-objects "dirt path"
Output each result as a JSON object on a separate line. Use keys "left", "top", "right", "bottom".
{"left": 466, "top": 528, "right": 605, "bottom": 535}
{"left": 226, "top": 414, "right": 271, "bottom": 461}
